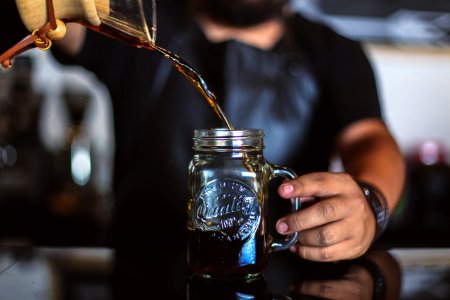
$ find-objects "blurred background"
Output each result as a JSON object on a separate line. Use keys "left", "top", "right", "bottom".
{"left": 0, "top": 0, "right": 449, "bottom": 247}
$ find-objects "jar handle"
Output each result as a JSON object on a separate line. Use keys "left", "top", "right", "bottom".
{"left": 269, "top": 165, "right": 301, "bottom": 252}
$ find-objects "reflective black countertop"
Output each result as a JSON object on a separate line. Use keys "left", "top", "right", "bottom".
{"left": 0, "top": 246, "right": 449, "bottom": 299}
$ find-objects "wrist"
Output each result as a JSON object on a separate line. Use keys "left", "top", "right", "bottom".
{"left": 356, "top": 180, "right": 390, "bottom": 240}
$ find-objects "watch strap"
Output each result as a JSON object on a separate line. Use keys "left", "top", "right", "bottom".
{"left": 357, "top": 181, "right": 390, "bottom": 240}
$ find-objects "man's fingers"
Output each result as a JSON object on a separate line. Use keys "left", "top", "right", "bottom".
{"left": 297, "top": 221, "right": 349, "bottom": 247}
{"left": 276, "top": 197, "right": 351, "bottom": 234}
{"left": 278, "top": 172, "right": 355, "bottom": 199}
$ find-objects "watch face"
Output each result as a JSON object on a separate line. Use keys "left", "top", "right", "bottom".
{"left": 193, "top": 178, "right": 261, "bottom": 241}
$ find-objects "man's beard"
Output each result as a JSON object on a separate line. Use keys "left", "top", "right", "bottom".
{"left": 191, "top": 0, "right": 287, "bottom": 27}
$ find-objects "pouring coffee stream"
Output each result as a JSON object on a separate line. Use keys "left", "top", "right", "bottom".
{"left": 152, "top": 44, "right": 235, "bottom": 131}
{"left": 86, "top": 8, "right": 235, "bottom": 130}
{"left": 2, "top": 0, "right": 234, "bottom": 130}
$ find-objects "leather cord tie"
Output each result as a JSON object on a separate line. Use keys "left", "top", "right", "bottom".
{"left": 0, "top": 0, "right": 60, "bottom": 68}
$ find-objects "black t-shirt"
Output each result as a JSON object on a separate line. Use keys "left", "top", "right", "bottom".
{"left": 53, "top": 10, "right": 382, "bottom": 247}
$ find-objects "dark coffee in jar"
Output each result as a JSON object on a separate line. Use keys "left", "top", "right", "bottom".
{"left": 187, "top": 129, "right": 300, "bottom": 279}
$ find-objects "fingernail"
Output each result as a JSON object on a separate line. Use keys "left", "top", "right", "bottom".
{"left": 281, "top": 184, "right": 294, "bottom": 195}
{"left": 277, "top": 221, "right": 289, "bottom": 233}
{"left": 289, "top": 245, "right": 297, "bottom": 253}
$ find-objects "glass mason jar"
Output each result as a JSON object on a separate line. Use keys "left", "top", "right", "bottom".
{"left": 187, "top": 128, "right": 301, "bottom": 280}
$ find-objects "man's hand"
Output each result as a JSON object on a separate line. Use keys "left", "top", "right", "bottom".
{"left": 276, "top": 172, "right": 377, "bottom": 262}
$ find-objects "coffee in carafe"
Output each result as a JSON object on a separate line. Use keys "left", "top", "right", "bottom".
{"left": 2, "top": 0, "right": 234, "bottom": 130}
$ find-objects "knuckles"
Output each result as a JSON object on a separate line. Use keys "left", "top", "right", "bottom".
{"left": 310, "top": 172, "right": 327, "bottom": 183}
{"left": 317, "top": 202, "right": 337, "bottom": 221}
{"left": 319, "top": 228, "right": 336, "bottom": 245}
{"left": 318, "top": 247, "right": 335, "bottom": 261}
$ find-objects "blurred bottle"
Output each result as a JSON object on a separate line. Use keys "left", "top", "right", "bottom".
{"left": 409, "top": 142, "right": 450, "bottom": 230}
{"left": 0, "top": 56, "right": 53, "bottom": 244}
{"left": 46, "top": 86, "right": 108, "bottom": 245}
{"left": 387, "top": 140, "right": 450, "bottom": 246}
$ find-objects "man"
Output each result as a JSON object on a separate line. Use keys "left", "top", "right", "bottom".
{"left": 2, "top": 0, "right": 405, "bottom": 261}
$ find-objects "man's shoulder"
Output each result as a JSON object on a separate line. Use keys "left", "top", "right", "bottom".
{"left": 289, "top": 13, "right": 334, "bottom": 35}
{"left": 286, "top": 12, "right": 361, "bottom": 52}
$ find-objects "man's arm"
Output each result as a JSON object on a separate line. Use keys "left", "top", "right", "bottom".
{"left": 337, "top": 118, "right": 405, "bottom": 215}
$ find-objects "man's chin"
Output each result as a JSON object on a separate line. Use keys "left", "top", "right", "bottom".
{"left": 193, "top": 0, "right": 286, "bottom": 28}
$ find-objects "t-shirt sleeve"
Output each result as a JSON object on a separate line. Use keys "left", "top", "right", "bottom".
{"left": 322, "top": 30, "right": 383, "bottom": 129}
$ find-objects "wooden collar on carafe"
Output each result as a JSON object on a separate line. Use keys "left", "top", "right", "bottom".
{"left": 0, "top": 0, "right": 66, "bottom": 68}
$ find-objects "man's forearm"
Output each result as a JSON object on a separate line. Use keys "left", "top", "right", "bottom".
{"left": 338, "top": 119, "right": 406, "bottom": 214}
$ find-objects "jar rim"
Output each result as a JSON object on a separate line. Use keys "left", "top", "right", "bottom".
{"left": 193, "top": 128, "right": 264, "bottom": 139}
{"left": 193, "top": 128, "right": 264, "bottom": 150}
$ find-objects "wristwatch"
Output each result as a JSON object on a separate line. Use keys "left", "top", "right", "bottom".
{"left": 357, "top": 181, "right": 390, "bottom": 240}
